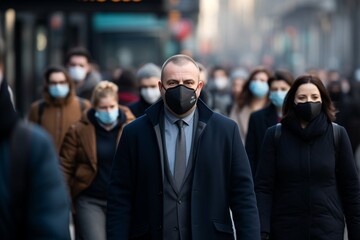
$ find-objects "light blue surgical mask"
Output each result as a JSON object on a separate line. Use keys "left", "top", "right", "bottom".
{"left": 249, "top": 80, "right": 269, "bottom": 97}
{"left": 49, "top": 84, "right": 70, "bottom": 98}
{"left": 95, "top": 109, "right": 119, "bottom": 125}
{"left": 269, "top": 90, "right": 288, "bottom": 108}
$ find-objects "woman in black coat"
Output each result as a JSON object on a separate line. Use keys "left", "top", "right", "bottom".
{"left": 255, "top": 75, "right": 360, "bottom": 240}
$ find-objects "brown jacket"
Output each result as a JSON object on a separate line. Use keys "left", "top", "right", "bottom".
{"left": 59, "top": 106, "right": 135, "bottom": 200}
{"left": 28, "top": 82, "right": 91, "bottom": 153}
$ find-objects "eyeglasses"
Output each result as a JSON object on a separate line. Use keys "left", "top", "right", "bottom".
{"left": 48, "top": 80, "right": 67, "bottom": 85}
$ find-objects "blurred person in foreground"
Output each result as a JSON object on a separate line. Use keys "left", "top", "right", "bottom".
{"left": 106, "top": 54, "right": 260, "bottom": 240}
{"left": 255, "top": 75, "right": 360, "bottom": 240}
{"left": 66, "top": 46, "right": 101, "bottom": 100}
{"left": 28, "top": 66, "right": 91, "bottom": 153}
{"left": 129, "top": 63, "right": 161, "bottom": 117}
{"left": 229, "top": 66, "right": 272, "bottom": 143}
{"left": 246, "top": 69, "right": 294, "bottom": 176}
{"left": 0, "top": 48, "right": 71, "bottom": 239}
{"left": 60, "top": 81, "right": 135, "bottom": 240}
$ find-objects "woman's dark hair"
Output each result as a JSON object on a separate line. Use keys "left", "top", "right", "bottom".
{"left": 268, "top": 69, "right": 294, "bottom": 88}
{"left": 282, "top": 74, "right": 336, "bottom": 122}
{"left": 236, "top": 66, "right": 272, "bottom": 109}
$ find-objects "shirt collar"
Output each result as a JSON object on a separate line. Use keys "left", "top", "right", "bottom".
{"left": 164, "top": 106, "right": 195, "bottom": 126}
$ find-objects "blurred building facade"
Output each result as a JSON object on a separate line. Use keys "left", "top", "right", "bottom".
{"left": 196, "top": 0, "right": 360, "bottom": 77}
{"left": 0, "top": 0, "right": 360, "bottom": 116}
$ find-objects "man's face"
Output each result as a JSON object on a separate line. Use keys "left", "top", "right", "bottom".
{"left": 159, "top": 61, "right": 203, "bottom": 116}
{"left": 140, "top": 77, "right": 160, "bottom": 89}
{"left": 67, "top": 55, "right": 90, "bottom": 82}
{"left": 159, "top": 61, "right": 203, "bottom": 97}
{"left": 67, "top": 55, "right": 90, "bottom": 71}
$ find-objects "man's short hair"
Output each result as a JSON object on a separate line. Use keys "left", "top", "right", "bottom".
{"left": 65, "top": 46, "right": 91, "bottom": 64}
{"left": 161, "top": 54, "right": 199, "bottom": 82}
{"left": 137, "top": 63, "right": 161, "bottom": 82}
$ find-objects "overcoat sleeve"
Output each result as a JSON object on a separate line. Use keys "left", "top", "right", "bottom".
{"left": 245, "top": 112, "right": 259, "bottom": 176}
{"left": 107, "top": 125, "right": 133, "bottom": 240}
{"left": 336, "top": 126, "right": 360, "bottom": 240}
{"left": 28, "top": 126, "right": 71, "bottom": 239}
{"left": 230, "top": 123, "right": 261, "bottom": 239}
{"left": 255, "top": 126, "right": 277, "bottom": 235}
{"left": 59, "top": 124, "right": 79, "bottom": 192}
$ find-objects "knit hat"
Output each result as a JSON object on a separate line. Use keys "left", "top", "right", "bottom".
{"left": 230, "top": 68, "right": 248, "bottom": 82}
{"left": 136, "top": 63, "right": 161, "bottom": 81}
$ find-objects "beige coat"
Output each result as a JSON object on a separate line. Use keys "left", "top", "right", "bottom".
{"left": 28, "top": 81, "right": 91, "bottom": 153}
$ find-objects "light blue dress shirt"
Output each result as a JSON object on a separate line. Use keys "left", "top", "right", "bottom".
{"left": 164, "top": 107, "right": 195, "bottom": 175}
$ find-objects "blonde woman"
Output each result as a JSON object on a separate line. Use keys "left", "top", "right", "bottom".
{"left": 60, "top": 81, "right": 135, "bottom": 240}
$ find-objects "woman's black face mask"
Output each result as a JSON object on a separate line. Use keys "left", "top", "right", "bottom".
{"left": 163, "top": 84, "right": 198, "bottom": 115}
{"left": 293, "top": 101, "right": 322, "bottom": 122}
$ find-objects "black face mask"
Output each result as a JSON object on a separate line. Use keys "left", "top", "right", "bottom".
{"left": 163, "top": 84, "right": 197, "bottom": 115}
{"left": 293, "top": 101, "right": 322, "bottom": 122}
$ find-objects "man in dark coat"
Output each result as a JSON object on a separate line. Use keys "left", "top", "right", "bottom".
{"left": 107, "top": 54, "right": 260, "bottom": 240}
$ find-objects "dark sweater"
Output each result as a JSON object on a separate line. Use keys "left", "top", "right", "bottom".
{"left": 82, "top": 109, "right": 125, "bottom": 199}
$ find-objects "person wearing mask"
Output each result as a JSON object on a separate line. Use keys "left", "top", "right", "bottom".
{"left": 208, "top": 66, "right": 232, "bottom": 115}
{"left": 129, "top": 63, "right": 162, "bottom": 117}
{"left": 229, "top": 66, "right": 272, "bottom": 143}
{"left": 66, "top": 46, "right": 101, "bottom": 100}
{"left": 60, "top": 81, "right": 135, "bottom": 240}
{"left": 230, "top": 68, "right": 248, "bottom": 101}
{"left": 28, "top": 66, "right": 91, "bottom": 153}
{"left": 197, "top": 62, "right": 213, "bottom": 108}
{"left": 0, "top": 50, "right": 71, "bottom": 239}
{"left": 255, "top": 75, "right": 360, "bottom": 240}
{"left": 106, "top": 54, "right": 260, "bottom": 240}
{"left": 246, "top": 69, "right": 293, "bottom": 176}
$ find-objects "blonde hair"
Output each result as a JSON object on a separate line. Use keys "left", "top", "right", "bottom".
{"left": 91, "top": 81, "right": 118, "bottom": 107}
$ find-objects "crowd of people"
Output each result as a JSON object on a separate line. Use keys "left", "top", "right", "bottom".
{"left": 1, "top": 45, "right": 360, "bottom": 240}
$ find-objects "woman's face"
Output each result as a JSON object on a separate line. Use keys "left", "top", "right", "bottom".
{"left": 96, "top": 95, "right": 118, "bottom": 112}
{"left": 294, "top": 83, "right": 322, "bottom": 104}
{"left": 270, "top": 80, "right": 291, "bottom": 92}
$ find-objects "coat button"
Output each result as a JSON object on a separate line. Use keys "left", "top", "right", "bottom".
{"left": 178, "top": 200, "right": 182, "bottom": 204}
{"left": 158, "top": 191, "right": 163, "bottom": 195}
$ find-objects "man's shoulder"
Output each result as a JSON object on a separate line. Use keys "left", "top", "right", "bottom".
{"left": 208, "top": 111, "right": 237, "bottom": 128}
{"left": 123, "top": 114, "right": 151, "bottom": 132}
